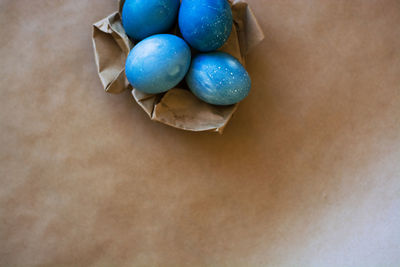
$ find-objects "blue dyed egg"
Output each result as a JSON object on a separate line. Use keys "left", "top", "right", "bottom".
{"left": 122, "top": 0, "right": 180, "bottom": 41}
{"left": 179, "top": 0, "right": 233, "bottom": 52}
{"left": 125, "top": 34, "right": 191, "bottom": 94}
{"left": 186, "top": 52, "right": 251, "bottom": 105}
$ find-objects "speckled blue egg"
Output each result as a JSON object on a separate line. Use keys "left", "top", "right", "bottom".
{"left": 186, "top": 52, "right": 251, "bottom": 105}
{"left": 125, "top": 34, "right": 191, "bottom": 94}
{"left": 179, "top": 0, "right": 233, "bottom": 52}
{"left": 122, "top": 0, "right": 180, "bottom": 41}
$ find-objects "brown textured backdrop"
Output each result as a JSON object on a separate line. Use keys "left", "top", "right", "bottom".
{"left": 1, "top": 0, "right": 399, "bottom": 266}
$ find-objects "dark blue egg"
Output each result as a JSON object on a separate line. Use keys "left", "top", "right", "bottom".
{"left": 186, "top": 52, "right": 251, "bottom": 105}
{"left": 125, "top": 34, "right": 191, "bottom": 94}
{"left": 122, "top": 0, "right": 180, "bottom": 41}
{"left": 179, "top": 0, "right": 233, "bottom": 52}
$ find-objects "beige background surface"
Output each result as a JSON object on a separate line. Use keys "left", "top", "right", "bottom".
{"left": 1, "top": 0, "right": 400, "bottom": 266}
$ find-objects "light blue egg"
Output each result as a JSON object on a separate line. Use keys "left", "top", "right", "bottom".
{"left": 186, "top": 52, "right": 251, "bottom": 105}
{"left": 179, "top": 0, "right": 233, "bottom": 52}
{"left": 125, "top": 34, "right": 191, "bottom": 94}
{"left": 122, "top": 0, "right": 180, "bottom": 41}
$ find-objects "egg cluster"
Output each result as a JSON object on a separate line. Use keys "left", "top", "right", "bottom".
{"left": 122, "top": 0, "right": 251, "bottom": 106}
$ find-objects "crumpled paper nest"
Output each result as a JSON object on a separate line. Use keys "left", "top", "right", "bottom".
{"left": 92, "top": 0, "right": 264, "bottom": 133}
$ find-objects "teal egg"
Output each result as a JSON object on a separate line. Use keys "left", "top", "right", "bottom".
{"left": 122, "top": 0, "right": 180, "bottom": 41}
{"left": 125, "top": 34, "right": 191, "bottom": 94}
{"left": 186, "top": 52, "right": 251, "bottom": 105}
{"left": 179, "top": 0, "right": 233, "bottom": 52}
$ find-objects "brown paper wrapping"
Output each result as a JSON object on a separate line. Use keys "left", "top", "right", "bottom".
{"left": 92, "top": 0, "right": 264, "bottom": 133}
